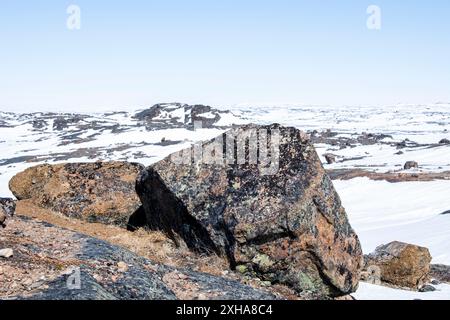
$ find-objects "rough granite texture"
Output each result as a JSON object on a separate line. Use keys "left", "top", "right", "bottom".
{"left": 8, "top": 162, "right": 143, "bottom": 227}
{"left": 136, "top": 124, "right": 363, "bottom": 298}
{"left": 0, "top": 216, "right": 277, "bottom": 300}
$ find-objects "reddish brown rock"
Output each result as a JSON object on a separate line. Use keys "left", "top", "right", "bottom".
{"left": 9, "top": 162, "right": 143, "bottom": 227}
{"left": 136, "top": 124, "right": 363, "bottom": 298}
{"left": 363, "top": 241, "right": 432, "bottom": 289}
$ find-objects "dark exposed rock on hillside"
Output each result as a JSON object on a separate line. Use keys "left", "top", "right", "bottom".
{"left": 134, "top": 103, "right": 229, "bottom": 130}
{"left": 404, "top": 161, "right": 419, "bottom": 170}
{"left": 0, "top": 216, "right": 277, "bottom": 300}
{"left": 362, "top": 241, "right": 432, "bottom": 290}
{"left": 136, "top": 124, "right": 363, "bottom": 298}
{"left": 9, "top": 162, "right": 143, "bottom": 227}
{"left": 430, "top": 264, "right": 450, "bottom": 284}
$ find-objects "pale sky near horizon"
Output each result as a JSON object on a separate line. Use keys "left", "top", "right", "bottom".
{"left": 1, "top": 0, "right": 449, "bottom": 112}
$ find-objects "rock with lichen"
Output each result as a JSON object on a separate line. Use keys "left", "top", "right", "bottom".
{"left": 0, "top": 198, "right": 15, "bottom": 228}
{"left": 136, "top": 124, "right": 363, "bottom": 299}
{"left": 9, "top": 162, "right": 143, "bottom": 227}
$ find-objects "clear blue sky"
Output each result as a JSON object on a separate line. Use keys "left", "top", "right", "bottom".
{"left": 1, "top": 0, "right": 449, "bottom": 112}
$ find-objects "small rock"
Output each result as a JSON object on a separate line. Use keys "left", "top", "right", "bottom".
{"left": 440, "top": 210, "right": 450, "bottom": 215}
{"left": 439, "top": 138, "right": 450, "bottom": 145}
{"left": 431, "top": 279, "right": 441, "bottom": 286}
{"left": 395, "top": 151, "right": 404, "bottom": 155}
{"left": 324, "top": 153, "right": 337, "bottom": 164}
{"left": 0, "top": 198, "right": 16, "bottom": 217}
{"left": 404, "top": 161, "right": 419, "bottom": 170}
{"left": 0, "top": 248, "right": 14, "bottom": 258}
{"left": 419, "top": 284, "right": 436, "bottom": 292}
{"left": 117, "top": 261, "right": 129, "bottom": 273}
{"left": 0, "top": 198, "right": 16, "bottom": 228}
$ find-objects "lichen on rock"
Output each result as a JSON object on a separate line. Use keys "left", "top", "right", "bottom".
{"left": 136, "top": 124, "right": 363, "bottom": 298}
{"left": 9, "top": 161, "right": 143, "bottom": 227}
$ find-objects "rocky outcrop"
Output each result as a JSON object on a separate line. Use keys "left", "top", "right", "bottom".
{"left": 0, "top": 198, "right": 15, "bottom": 228}
{"left": 363, "top": 241, "right": 432, "bottom": 289}
{"left": 134, "top": 103, "right": 231, "bottom": 130}
{"left": 430, "top": 264, "right": 450, "bottom": 284}
{"left": 9, "top": 162, "right": 143, "bottom": 227}
{"left": 136, "top": 124, "right": 363, "bottom": 298}
{"left": 0, "top": 216, "right": 276, "bottom": 300}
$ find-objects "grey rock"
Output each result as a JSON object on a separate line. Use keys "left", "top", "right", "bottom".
{"left": 430, "top": 264, "right": 450, "bottom": 284}
{"left": 419, "top": 284, "right": 436, "bottom": 292}
{"left": 0, "top": 198, "right": 15, "bottom": 228}
{"left": 324, "top": 153, "right": 337, "bottom": 164}
{"left": 404, "top": 161, "right": 419, "bottom": 170}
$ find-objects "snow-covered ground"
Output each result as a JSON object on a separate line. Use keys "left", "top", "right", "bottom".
{"left": 334, "top": 178, "right": 450, "bottom": 264}
{"left": 354, "top": 282, "right": 450, "bottom": 300}
{"left": 1, "top": 102, "right": 450, "bottom": 299}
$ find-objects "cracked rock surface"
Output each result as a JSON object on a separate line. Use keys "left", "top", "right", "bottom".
{"left": 137, "top": 124, "right": 363, "bottom": 298}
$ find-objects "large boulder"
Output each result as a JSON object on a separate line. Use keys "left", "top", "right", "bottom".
{"left": 363, "top": 241, "right": 432, "bottom": 289}
{"left": 1, "top": 216, "right": 276, "bottom": 300}
{"left": 9, "top": 162, "right": 143, "bottom": 227}
{"left": 136, "top": 124, "right": 363, "bottom": 298}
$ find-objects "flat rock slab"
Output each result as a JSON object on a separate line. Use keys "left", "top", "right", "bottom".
{"left": 0, "top": 216, "right": 276, "bottom": 300}
{"left": 9, "top": 162, "right": 143, "bottom": 227}
{"left": 137, "top": 124, "right": 363, "bottom": 298}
